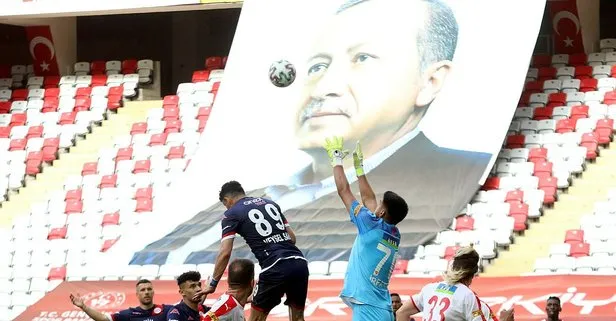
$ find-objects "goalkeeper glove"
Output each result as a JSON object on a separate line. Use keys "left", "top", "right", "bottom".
{"left": 353, "top": 141, "right": 365, "bottom": 177}
{"left": 323, "top": 136, "right": 349, "bottom": 167}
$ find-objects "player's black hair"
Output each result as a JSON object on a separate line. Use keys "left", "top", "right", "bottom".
{"left": 547, "top": 296, "right": 561, "bottom": 304}
{"left": 228, "top": 259, "right": 255, "bottom": 288}
{"left": 219, "top": 180, "right": 246, "bottom": 202}
{"left": 136, "top": 279, "right": 152, "bottom": 287}
{"left": 382, "top": 191, "right": 408, "bottom": 225}
{"left": 336, "top": 0, "right": 459, "bottom": 72}
{"left": 390, "top": 293, "right": 401, "bottom": 298}
{"left": 176, "top": 271, "right": 201, "bottom": 287}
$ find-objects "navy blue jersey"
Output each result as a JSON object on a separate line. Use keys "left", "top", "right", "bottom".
{"left": 221, "top": 197, "right": 304, "bottom": 270}
{"left": 110, "top": 304, "right": 172, "bottom": 321}
{"left": 166, "top": 301, "right": 210, "bottom": 321}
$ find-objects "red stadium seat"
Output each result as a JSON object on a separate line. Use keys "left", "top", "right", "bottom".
{"left": 101, "top": 238, "right": 119, "bottom": 252}
{"left": 569, "top": 242, "right": 590, "bottom": 257}
{"left": 74, "top": 97, "right": 91, "bottom": 112}
{"left": 82, "top": 162, "right": 98, "bottom": 176}
{"left": 455, "top": 215, "right": 474, "bottom": 231}
{"left": 505, "top": 190, "right": 524, "bottom": 203}
{"left": 131, "top": 122, "right": 147, "bottom": 135}
{"left": 575, "top": 66, "right": 593, "bottom": 79}
{"left": 107, "top": 94, "right": 122, "bottom": 111}
{"left": 611, "top": 65, "right": 616, "bottom": 78}
{"left": 42, "top": 138, "right": 60, "bottom": 162}
{"left": 212, "top": 82, "right": 221, "bottom": 92}
{"left": 482, "top": 177, "right": 500, "bottom": 190}
{"left": 511, "top": 213, "right": 528, "bottom": 232}
{"left": 91, "top": 61, "right": 106, "bottom": 75}
{"left": 122, "top": 59, "right": 138, "bottom": 74}
{"left": 42, "top": 98, "right": 59, "bottom": 112}
{"left": 579, "top": 78, "right": 598, "bottom": 92}
{"left": 594, "top": 119, "right": 614, "bottom": 144}
{"left": 0, "top": 102, "right": 10, "bottom": 114}
{"left": 524, "top": 81, "right": 544, "bottom": 95}
{"left": 163, "top": 95, "right": 179, "bottom": 108}
{"left": 532, "top": 55, "right": 551, "bottom": 68}
{"left": 102, "top": 212, "right": 120, "bottom": 226}
{"left": 0, "top": 127, "right": 9, "bottom": 138}
{"left": 59, "top": 112, "right": 76, "bottom": 125}
{"left": 65, "top": 199, "right": 83, "bottom": 214}
{"left": 168, "top": 145, "right": 185, "bottom": 159}
{"left": 538, "top": 67, "right": 556, "bottom": 81}
{"left": 108, "top": 85, "right": 124, "bottom": 97}
{"left": 135, "top": 199, "right": 153, "bottom": 213}
{"left": 205, "top": 56, "right": 224, "bottom": 70}
{"left": 65, "top": 189, "right": 82, "bottom": 201}
{"left": 25, "top": 151, "right": 43, "bottom": 175}
{"left": 100, "top": 174, "right": 117, "bottom": 188}
{"left": 603, "top": 91, "right": 616, "bottom": 105}
{"left": 508, "top": 202, "right": 529, "bottom": 216}
{"left": 133, "top": 159, "right": 151, "bottom": 174}
{"left": 556, "top": 119, "right": 576, "bottom": 133}
{"left": 581, "top": 133, "right": 599, "bottom": 159}
{"left": 165, "top": 120, "right": 182, "bottom": 134}
{"left": 393, "top": 259, "right": 408, "bottom": 275}
{"left": 539, "top": 176, "right": 558, "bottom": 205}
{"left": 47, "top": 226, "right": 67, "bottom": 240}
{"left": 135, "top": 187, "right": 153, "bottom": 201}
{"left": 570, "top": 105, "right": 589, "bottom": 120}
{"left": 528, "top": 147, "right": 548, "bottom": 163}
{"left": 44, "top": 76, "right": 61, "bottom": 88}
{"left": 91, "top": 74, "right": 108, "bottom": 87}
{"left": 27, "top": 125, "right": 44, "bottom": 139}
{"left": 547, "top": 93, "right": 566, "bottom": 107}
{"left": 162, "top": 106, "right": 179, "bottom": 120}
{"left": 565, "top": 229, "right": 584, "bottom": 244}
{"left": 149, "top": 133, "right": 167, "bottom": 146}
{"left": 10, "top": 113, "right": 27, "bottom": 127}
{"left": 568, "top": 53, "right": 587, "bottom": 66}
{"left": 197, "top": 107, "right": 212, "bottom": 120}
{"left": 444, "top": 246, "right": 460, "bottom": 261}
{"left": 9, "top": 138, "right": 27, "bottom": 151}
{"left": 45, "top": 88, "right": 60, "bottom": 98}
{"left": 11, "top": 89, "right": 28, "bottom": 101}
{"left": 506, "top": 135, "right": 525, "bottom": 148}
{"left": 533, "top": 161, "right": 553, "bottom": 178}
{"left": 192, "top": 70, "right": 210, "bottom": 83}
{"left": 48, "top": 266, "right": 67, "bottom": 281}
{"left": 198, "top": 118, "right": 208, "bottom": 132}
{"left": 116, "top": 147, "right": 133, "bottom": 162}
{"left": 533, "top": 107, "right": 553, "bottom": 121}
{"left": 75, "top": 87, "right": 92, "bottom": 98}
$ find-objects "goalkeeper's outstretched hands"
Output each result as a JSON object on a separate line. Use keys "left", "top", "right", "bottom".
{"left": 353, "top": 141, "right": 365, "bottom": 177}
{"left": 323, "top": 136, "right": 349, "bottom": 167}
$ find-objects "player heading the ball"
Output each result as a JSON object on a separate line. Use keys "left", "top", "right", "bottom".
{"left": 324, "top": 136, "right": 409, "bottom": 321}
{"left": 193, "top": 181, "right": 309, "bottom": 321}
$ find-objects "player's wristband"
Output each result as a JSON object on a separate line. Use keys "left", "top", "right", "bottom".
{"left": 209, "top": 278, "right": 219, "bottom": 288}
{"left": 355, "top": 166, "right": 365, "bottom": 177}
{"left": 331, "top": 157, "right": 344, "bottom": 167}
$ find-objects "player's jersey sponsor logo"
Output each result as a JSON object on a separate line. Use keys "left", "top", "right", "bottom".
{"left": 353, "top": 204, "right": 363, "bottom": 216}
{"left": 153, "top": 307, "right": 162, "bottom": 314}
{"left": 381, "top": 237, "right": 399, "bottom": 249}
{"left": 472, "top": 310, "right": 483, "bottom": 318}
{"left": 435, "top": 283, "right": 458, "bottom": 295}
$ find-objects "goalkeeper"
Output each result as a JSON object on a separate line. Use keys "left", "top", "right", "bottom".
{"left": 323, "top": 136, "right": 409, "bottom": 321}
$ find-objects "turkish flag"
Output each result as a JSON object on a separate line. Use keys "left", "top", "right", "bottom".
{"left": 25, "top": 25, "right": 60, "bottom": 76}
{"left": 548, "top": 0, "right": 585, "bottom": 54}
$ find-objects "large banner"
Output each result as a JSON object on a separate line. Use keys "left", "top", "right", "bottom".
{"left": 128, "top": 0, "right": 547, "bottom": 265}
{"left": 15, "top": 276, "right": 616, "bottom": 321}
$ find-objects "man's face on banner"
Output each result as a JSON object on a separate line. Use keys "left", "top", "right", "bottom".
{"left": 295, "top": 0, "right": 430, "bottom": 154}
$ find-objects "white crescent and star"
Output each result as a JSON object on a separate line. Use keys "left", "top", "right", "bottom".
{"left": 552, "top": 10, "right": 581, "bottom": 36}
{"left": 29, "top": 36, "right": 56, "bottom": 60}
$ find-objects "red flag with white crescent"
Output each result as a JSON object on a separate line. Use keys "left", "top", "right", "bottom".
{"left": 25, "top": 25, "right": 60, "bottom": 76}
{"left": 548, "top": 0, "right": 585, "bottom": 54}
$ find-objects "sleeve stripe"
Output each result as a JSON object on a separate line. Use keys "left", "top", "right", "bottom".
{"left": 222, "top": 231, "right": 236, "bottom": 238}
{"left": 474, "top": 295, "right": 487, "bottom": 321}
{"left": 221, "top": 234, "right": 235, "bottom": 242}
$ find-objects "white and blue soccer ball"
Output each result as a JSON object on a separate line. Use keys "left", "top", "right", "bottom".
{"left": 269, "top": 60, "right": 296, "bottom": 88}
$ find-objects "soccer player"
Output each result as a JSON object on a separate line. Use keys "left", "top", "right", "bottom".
{"left": 324, "top": 136, "right": 409, "bottom": 321}
{"left": 201, "top": 258, "right": 255, "bottom": 321}
{"left": 396, "top": 246, "right": 515, "bottom": 321}
{"left": 542, "top": 296, "right": 561, "bottom": 321}
{"left": 194, "top": 180, "right": 308, "bottom": 321}
{"left": 70, "top": 279, "right": 172, "bottom": 321}
{"left": 167, "top": 271, "right": 210, "bottom": 321}
{"left": 391, "top": 293, "right": 403, "bottom": 320}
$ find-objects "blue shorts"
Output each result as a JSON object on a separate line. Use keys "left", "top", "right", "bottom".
{"left": 350, "top": 303, "right": 394, "bottom": 321}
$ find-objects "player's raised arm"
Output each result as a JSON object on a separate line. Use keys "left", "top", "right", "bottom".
{"left": 70, "top": 293, "right": 114, "bottom": 321}
{"left": 324, "top": 136, "right": 355, "bottom": 212}
{"left": 353, "top": 141, "right": 377, "bottom": 213}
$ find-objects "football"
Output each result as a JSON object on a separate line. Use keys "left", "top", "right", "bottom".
{"left": 269, "top": 59, "right": 296, "bottom": 87}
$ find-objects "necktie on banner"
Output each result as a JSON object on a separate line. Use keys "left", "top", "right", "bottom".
{"left": 548, "top": 0, "right": 585, "bottom": 54}
{"left": 25, "top": 25, "right": 61, "bottom": 76}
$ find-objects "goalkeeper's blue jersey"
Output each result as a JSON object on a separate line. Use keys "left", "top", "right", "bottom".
{"left": 340, "top": 200, "right": 400, "bottom": 311}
